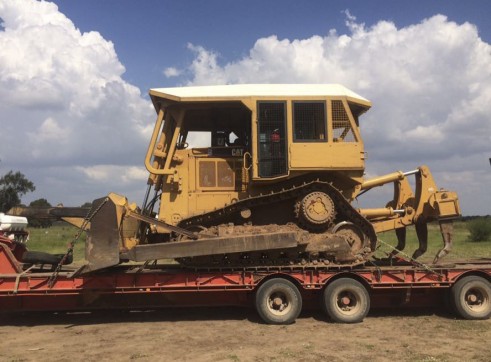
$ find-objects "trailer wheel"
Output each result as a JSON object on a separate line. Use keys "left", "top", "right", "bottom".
{"left": 323, "top": 278, "right": 370, "bottom": 323}
{"left": 451, "top": 276, "right": 491, "bottom": 320}
{"left": 255, "top": 278, "right": 302, "bottom": 325}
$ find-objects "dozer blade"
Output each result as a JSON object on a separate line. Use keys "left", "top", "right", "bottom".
{"left": 122, "top": 231, "right": 299, "bottom": 261}
{"left": 79, "top": 196, "right": 121, "bottom": 274}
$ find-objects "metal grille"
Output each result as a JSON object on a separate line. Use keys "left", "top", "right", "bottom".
{"left": 332, "top": 100, "right": 357, "bottom": 142}
{"left": 199, "top": 161, "right": 216, "bottom": 187}
{"left": 293, "top": 102, "right": 326, "bottom": 141}
{"left": 257, "top": 102, "right": 287, "bottom": 177}
{"left": 217, "top": 161, "right": 234, "bottom": 188}
{"left": 199, "top": 160, "right": 241, "bottom": 190}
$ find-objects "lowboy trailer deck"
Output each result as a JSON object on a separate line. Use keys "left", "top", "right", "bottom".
{"left": 1, "top": 241, "right": 490, "bottom": 324}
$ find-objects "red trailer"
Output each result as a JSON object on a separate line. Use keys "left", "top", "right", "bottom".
{"left": 0, "top": 238, "right": 490, "bottom": 324}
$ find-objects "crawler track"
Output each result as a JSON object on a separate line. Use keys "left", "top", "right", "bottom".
{"left": 176, "top": 181, "right": 377, "bottom": 269}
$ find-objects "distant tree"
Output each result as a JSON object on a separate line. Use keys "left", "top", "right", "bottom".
{"left": 28, "top": 198, "right": 52, "bottom": 228}
{"left": 467, "top": 216, "right": 491, "bottom": 242}
{"left": 0, "top": 171, "right": 35, "bottom": 213}
{"left": 30, "top": 198, "right": 51, "bottom": 208}
{"left": 81, "top": 202, "right": 92, "bottom": 208}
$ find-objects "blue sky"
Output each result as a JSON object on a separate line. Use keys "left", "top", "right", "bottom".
{"left": 0, "top": 0, "right": 490, "bottom": 215}
{"left": 54, "top": 0, "right": 491, "bottom": 93}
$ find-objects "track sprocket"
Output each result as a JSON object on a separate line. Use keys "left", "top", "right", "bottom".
{"left": 296, "top": 191, "right": 336, "bottom": 231}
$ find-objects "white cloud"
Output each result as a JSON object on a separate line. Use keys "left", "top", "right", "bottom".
{"left": 163, "top": 67, "right": 181, "bottom": 78}
{"left": 1, "top": 1, "right": 489, "bottom": 215}
{"left": 0, "top": 0, "right": 154, "bottom": 206}
{"left": 28, "top": 117, "right": 70, "bottom": 141}
{"left": 175, "top": 14, "right": 491, "bottom": 215}
{"left": 76, "top": 165, "right": 147, "bottom": 183}
{"left": 405, "top": 125, "right": 444, "bottom": 143}
{"left": 187, "top": 43, "right": 228, "bottom": 85}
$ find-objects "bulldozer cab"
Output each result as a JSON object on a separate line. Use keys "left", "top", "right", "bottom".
{"left": 145, "top": 84, "right": 371, "bottom": 226}
{"left": 147, "top": 84, "right": 371, "bottom": 179}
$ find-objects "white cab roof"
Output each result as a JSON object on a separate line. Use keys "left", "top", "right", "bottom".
{"left": 150, "top": 84, "right": 370, "bottom": 105}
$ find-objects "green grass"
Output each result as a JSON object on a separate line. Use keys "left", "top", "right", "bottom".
{"left": 25, "top": 221, "right": 491, "bottom": 265}
{"left": 27, "top": 223, "right": 86, "bottom": 262}
{"left": 377, "top": 221, "right": 491, "bottom": 262}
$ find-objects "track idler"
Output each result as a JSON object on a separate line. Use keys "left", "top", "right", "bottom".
{"left": 304, "top": 223, "right": 372, "bottom": 264}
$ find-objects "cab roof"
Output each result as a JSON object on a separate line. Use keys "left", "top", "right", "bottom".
{"left": 149, "top": 84, "right": 371, "bottom": 109}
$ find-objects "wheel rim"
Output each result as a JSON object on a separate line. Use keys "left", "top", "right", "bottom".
{"left": 463, "top": 286, "right": 490, "bottom": 314}
{"left": 267, "top": 291, "right": 292, "bottom": 316}
{"left": 335, "top": 290, "right": 362, "bottom": 316}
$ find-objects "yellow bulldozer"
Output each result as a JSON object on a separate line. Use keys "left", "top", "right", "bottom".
{"left": 11, "top": 84, "right": 461, "bottom": 273}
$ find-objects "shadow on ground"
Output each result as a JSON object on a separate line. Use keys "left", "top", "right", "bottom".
{"left": 0, "top": 304, "right": 459, "bottom": 327}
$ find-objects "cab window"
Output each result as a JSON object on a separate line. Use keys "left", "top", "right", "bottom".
{"left": 293, "top": 101, "right": 327, "bottom": 142}
{"left": 257, "top": 102, "right": 287, "bottom": 177}
{"left": 332, "top": 100, "right": 357, "bottom": 142}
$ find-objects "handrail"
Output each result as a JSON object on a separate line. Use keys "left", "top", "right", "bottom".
{"left": 163, "top": 109, "right": 185, "bottom": 171}
{"left": 144, "top": 108, "right": 173, "bottom": 176}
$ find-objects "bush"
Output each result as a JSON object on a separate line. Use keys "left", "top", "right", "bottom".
{"left": 467, "top": 217, "right": 491, "bottom": 242}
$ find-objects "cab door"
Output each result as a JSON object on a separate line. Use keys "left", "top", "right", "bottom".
{"left": 255, "top": 101, "right": 288, "bottom": 178}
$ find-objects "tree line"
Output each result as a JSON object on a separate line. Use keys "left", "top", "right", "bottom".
{"left": 0, "top": 168, "right": 90, "bottom": 228}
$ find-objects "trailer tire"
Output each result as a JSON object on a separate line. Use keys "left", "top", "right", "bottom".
{"left": 255, "top": 278, "right": 302, "bottom": 325}
{"left": 451, "top": 275, "right": 491, "bottom": 320}
{"left": 323, "top": 278, "right": 370, "bottom": 323}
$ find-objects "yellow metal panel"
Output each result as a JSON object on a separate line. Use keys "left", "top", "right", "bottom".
{"left": 195, "top": 193, "right": 235, "bottom": 211}
{"left": 290, "top": 143, "right": 364, "bottom": 169}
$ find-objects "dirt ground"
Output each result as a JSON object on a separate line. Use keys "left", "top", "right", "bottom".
{"left": 0, "top": 307, "right": 490, "bottom": 362}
